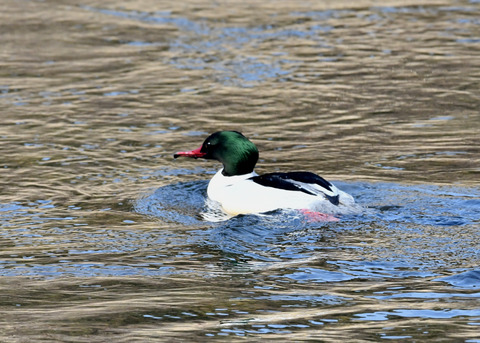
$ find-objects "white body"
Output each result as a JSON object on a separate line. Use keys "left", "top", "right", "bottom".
{"left": 206, "top": 168, "right": 359, "bottom": 216}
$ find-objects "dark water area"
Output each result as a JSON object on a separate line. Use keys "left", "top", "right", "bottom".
{"left": 1, "top": 0, "right": 480, "bottom": 341}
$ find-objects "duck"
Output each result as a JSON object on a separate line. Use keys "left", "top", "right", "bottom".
{"left": 174, "top": 131, "right": 359, "bottom": 219}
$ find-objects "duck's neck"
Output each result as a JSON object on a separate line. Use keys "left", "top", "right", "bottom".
{"left": 222, "top": 160, "right": 256, "bottom": 176}
{"left": 221, "top": 148, "right": 258, "bottom": 176}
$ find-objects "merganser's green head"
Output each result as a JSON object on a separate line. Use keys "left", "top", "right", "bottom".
{"left": 174, "top": 131, "right": 259, "bottom": 176}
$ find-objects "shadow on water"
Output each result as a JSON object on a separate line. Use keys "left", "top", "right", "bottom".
{"left": 135, "top": 179, "right": 480, "bottom": 288}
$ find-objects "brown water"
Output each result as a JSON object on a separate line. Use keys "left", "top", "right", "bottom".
{"left": 1, "top": 0, "right": 480, "bottom": 341}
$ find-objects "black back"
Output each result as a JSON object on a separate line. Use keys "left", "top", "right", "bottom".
{"left": 250, "top": 171, "right": 339, "bottom": 205}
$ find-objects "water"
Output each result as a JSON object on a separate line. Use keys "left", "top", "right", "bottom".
{"left": 1, "top": 0, "right": 480, "bottom": 341}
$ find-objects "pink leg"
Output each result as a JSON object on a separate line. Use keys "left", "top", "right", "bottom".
{"left": 299, "top": 209, "right": 339, "bottom": 222}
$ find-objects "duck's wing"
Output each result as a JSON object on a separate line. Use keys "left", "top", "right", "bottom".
{"left": 250, "top": 171, "right": 340, "bottom": 205}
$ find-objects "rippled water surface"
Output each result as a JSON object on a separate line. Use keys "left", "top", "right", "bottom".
{"left": 1, "top": 0, "right": 480, "bottom": 341}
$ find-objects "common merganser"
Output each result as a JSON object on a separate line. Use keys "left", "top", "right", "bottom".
{"left": 174, "top": 131, "right": 359, "bottom": 218}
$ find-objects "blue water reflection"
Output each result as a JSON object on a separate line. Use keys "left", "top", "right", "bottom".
{"left": 2, "top": 177, "right": 478, "bottom": 289}
{"left": 355, "top": 308, "right": 480, "bottom": 321}
{"left": 134, "top": 179, "right": 480, "bottom": 286}
{"left": 435, "top": 270, "right": 480, "bottom": 289}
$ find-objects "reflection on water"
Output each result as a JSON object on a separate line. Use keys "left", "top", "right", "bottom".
{"left": 1, "top": 0, "right": 480, "bottom": 341}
